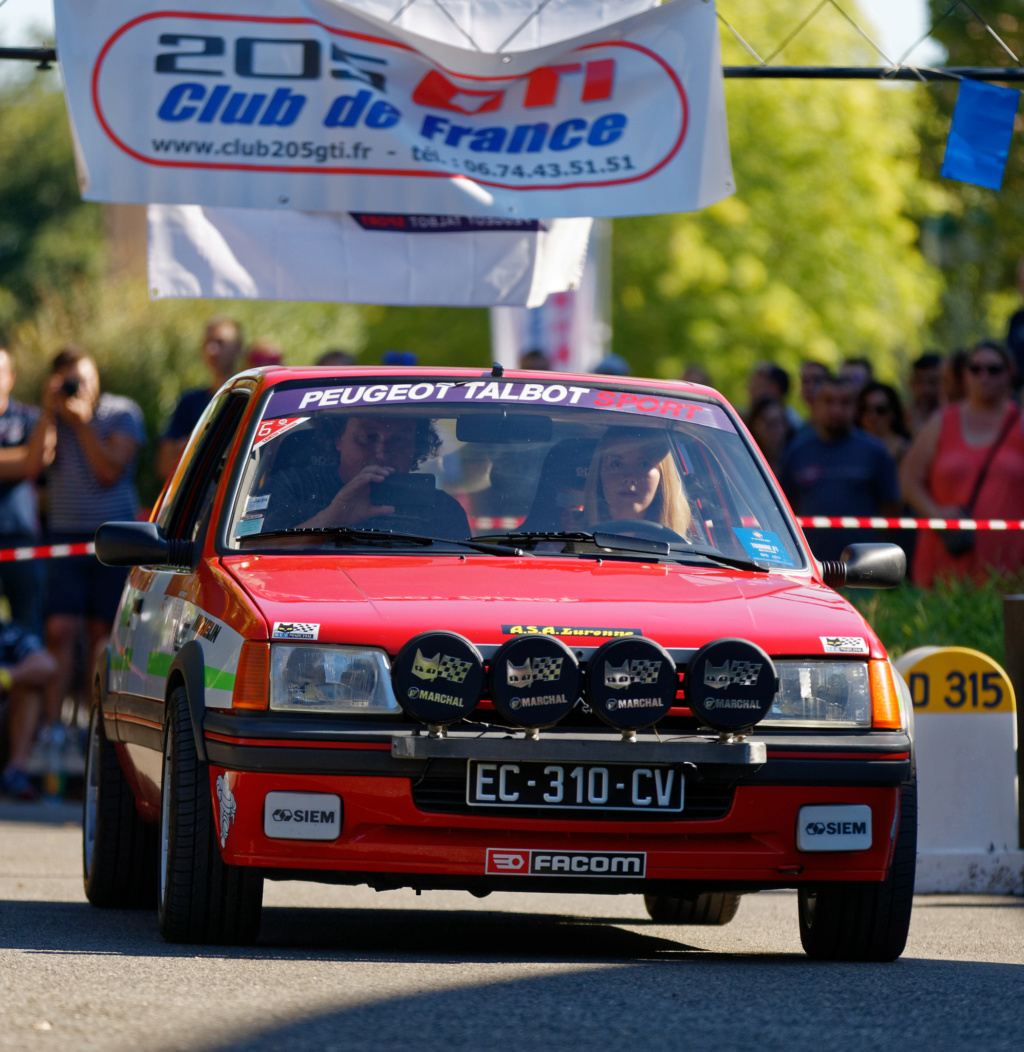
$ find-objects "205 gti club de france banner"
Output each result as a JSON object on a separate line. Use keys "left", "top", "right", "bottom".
{"left": 54, "top": 0, "right": 734, "bottom": 218}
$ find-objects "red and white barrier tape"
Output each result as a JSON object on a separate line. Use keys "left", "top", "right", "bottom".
{"left": 0, "top": 541, "right": 95, "bottom": 563}
{"left": 795, "top": 516, "right": 1024, "bottom": 531}
{"left": 1, "top": 518, "right": 1018, "bottom": 562}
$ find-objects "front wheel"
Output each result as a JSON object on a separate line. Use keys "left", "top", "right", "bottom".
{"left": 83, "top": 697, "right": 158, "bottom": 908}
{"left": 158, "top": 685, "right": 263, "bottom": 944}
{"left": 797, "top": 780, "right": 917, "bottom": 962}
{"left": 644, "top": 892, "right": 742, "bottom": 926}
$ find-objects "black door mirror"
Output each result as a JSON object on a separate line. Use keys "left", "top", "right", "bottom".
{"left": 95, "top": 522, "right": 192, "bottom": 568}
{"left": 820, "top": 542, "right": 906, "bottom": 589}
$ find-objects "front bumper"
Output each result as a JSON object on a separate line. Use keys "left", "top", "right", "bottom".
{"left": 207, "top": 717, "right": 910, "bottom": 892}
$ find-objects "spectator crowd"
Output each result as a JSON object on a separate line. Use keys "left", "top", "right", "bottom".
{"left": 3, "top": 313, "right": 1024, "bottom": 801}
{"left": 0, "top": 320, "right": 355, "bottom": 801}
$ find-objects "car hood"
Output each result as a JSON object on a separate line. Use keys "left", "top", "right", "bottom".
{"left": 222, "top": 554, "right": 884, "bottom": 659}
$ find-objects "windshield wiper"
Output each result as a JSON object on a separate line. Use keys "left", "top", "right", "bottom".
{"left": 475, "top": 529, "right": 769, "bottom": 571}
{"left": 245, "top": 526, "right": 526, "bottom": 557}
{"left": 474, "top": 530, "right": 595, "bottom": 546}
{"left": 667, "top": 543, "right": 769, "bottom": 573}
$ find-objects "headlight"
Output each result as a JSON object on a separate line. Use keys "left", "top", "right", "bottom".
{"left": 270, "top": 645, "right": 400, "bottom": 714}
{"left": 760, "top": 661, "right": 871, "bottom": 728}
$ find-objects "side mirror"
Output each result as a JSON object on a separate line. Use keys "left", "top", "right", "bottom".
{"left": 819, "top": 542, "right": 906, "bottom": 590}
{"left": 95, "top": 522, "right": 192, "bottom": 568}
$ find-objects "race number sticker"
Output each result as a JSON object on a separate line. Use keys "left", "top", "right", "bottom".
{"left": 253, "top": 416, "right": 308, "bottom": 449}
{"left": 272, "top": 622, "right": 321, "bottom": 641}
{"left": 734, "top": 528, "right": 796, "bottom": 568}
{"left": 820, "top": 636, "right": 869, "bottom": 655}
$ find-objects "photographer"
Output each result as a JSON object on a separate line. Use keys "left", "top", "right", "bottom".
{"left": 25, "top": 349, "right": 145, "bottom": 758}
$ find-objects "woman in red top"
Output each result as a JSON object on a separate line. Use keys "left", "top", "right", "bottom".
{"left": 901, "top": 340, "right": 1024, "bottom": 587}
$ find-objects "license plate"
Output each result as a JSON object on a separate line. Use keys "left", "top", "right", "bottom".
{"left": 466, "top": 761, "right": 684, "bottom": 811}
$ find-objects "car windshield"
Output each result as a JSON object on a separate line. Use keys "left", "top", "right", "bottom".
{"left": 226, "top": 377, "right": 805, "bottom": 570}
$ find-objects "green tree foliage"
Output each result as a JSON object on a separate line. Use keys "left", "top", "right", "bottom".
{"left": 2, "top": 0, "right": 948, "bottom": 463}
{"left": 0, "top": 75, "right": 105, "bottom": 333}
{"left": 921, "top": 1, "right": 1024, "bottom": 345}
{"left": 612, "top": 0, "right": 943, "bottom": 402}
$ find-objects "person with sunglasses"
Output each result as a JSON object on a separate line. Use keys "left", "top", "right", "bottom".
{"left": 856, "top": 382, "right": 910, "bottom": 465}
{"left": 901, "top": 340, "right": 1024, "bottom": 586}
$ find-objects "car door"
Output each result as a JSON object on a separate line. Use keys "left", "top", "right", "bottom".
{"left": 128, "top": 387, "right": 251, "bottom": 705}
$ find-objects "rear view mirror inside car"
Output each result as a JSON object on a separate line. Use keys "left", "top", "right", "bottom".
{"left": 456, "top": 413, "right": 553, "bottom": 444}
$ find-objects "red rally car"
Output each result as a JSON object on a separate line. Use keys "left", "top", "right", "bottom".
{"left": 86, "top": 365, "right": 915, "bottom": 959}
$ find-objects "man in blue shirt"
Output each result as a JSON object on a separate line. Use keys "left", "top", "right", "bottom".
{"left": 0, "top": 348, "right": 43, "bottom": 633}
{"left": 156, "top": 317, "right": 242, "bottom": 480}
{"left": 779, "top": 374, "right": 901, "bottom": 562}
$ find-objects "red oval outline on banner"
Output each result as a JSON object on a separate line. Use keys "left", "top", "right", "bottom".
{"left": 90, "top": 10, "right": 689, "bottom": 193}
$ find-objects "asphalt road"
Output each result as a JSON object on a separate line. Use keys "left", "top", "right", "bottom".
{"left": 1, "top": 802, "right": 1021, "bottom": 1052}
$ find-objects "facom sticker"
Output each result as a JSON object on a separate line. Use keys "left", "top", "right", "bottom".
{"left": 485, "top": 848, "right": 646, "bottom": 876}
{"left": 821, "top": 636, "right": 869, "bottom": 655}
{"left": 272, "top": 622, "right": 321, "bottom": 641}
{"left": 246, "top": 494, "right": 271, "bottom": 512}
{"left": 235, "top": 516, "right": 264, "bottom": 537}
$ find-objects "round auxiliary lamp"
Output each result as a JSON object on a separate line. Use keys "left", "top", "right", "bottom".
{"left": 684, "top": 637, "right": 778, "bottom": 740}
{"left": 391, "top": 630, "right": 485, "bottom": 736}
{"left": 488, "top": 635, "right": 580, "bottom": 737}
{"left": 583, "top": 636, "right": 679, "bottom": 739}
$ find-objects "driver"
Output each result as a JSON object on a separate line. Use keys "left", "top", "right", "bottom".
{"left": 583, "top": 426, "right": 691, "bottom": 537}
{"left": 261, "top": 415, "right": 470, "bottom": 539}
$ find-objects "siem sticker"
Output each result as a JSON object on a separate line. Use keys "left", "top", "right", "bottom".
{"left": 272, "top": 622, "right": 321, "bottom": 641}
{"left": 820, "top": 636, "right": 869, "bottom": 655}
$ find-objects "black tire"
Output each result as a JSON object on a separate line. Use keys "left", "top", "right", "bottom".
{"left": 644, "top": 892, "right": 742, "bottom": 925}
{"left": 82, "top": 697, "right": 159, "bottom": 908}
{"left": 158, "top": 685, "right": 263, "bottom": 944}
{"left": 798, "top": 780, "right": 917, "bottom": 962}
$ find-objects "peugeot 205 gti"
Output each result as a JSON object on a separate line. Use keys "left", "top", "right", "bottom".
{"left": 86, "top": 365, "right": 914, "bottom": 960}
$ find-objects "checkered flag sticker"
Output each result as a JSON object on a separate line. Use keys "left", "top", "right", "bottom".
{"left": 438, "top": 653, "right": 472, "bottom": 684}
{"left": 531, "top": 656, "right": 563, "bottom": 683}
{"left": 630, "top": 659, "right": 661, "bottom": 685}
{"left": 729, "top": 661, "right": 762, "bottom": 687}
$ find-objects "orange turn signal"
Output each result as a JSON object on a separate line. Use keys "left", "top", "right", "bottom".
{"left": 232, "top": 641, "right": 270, "bottom": 711}
{"left": 869, "top": 659, "right": 901, "bottom": 729}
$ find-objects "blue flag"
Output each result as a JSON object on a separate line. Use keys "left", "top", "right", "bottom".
{"left": 941, "top": 79, "right": 1020, "bottom": 191}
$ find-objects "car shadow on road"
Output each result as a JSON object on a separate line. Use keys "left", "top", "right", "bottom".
{"left": 0, "top": 898, "right": 717, "bottom": 962}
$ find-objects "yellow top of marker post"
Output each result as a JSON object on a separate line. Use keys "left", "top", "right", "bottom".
{"left": 894, "top": 646, "right": 1016, "bottom": 713}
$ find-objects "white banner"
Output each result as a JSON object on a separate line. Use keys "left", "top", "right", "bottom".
{"left": 56, "top": 0, "right": 733, "bottom": 219}
{"left": 148, "top": 207, "right": 591, "bottom": 307}
{"left": 491, "top": 218, "right": 610, "bottom": 370}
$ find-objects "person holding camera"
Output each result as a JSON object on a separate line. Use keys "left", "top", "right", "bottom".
{"left": 25, "top": 348, "right": 145, "bottom": 756}
{"left": 260, "top": 415, "right": 469, "bottom": 539}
